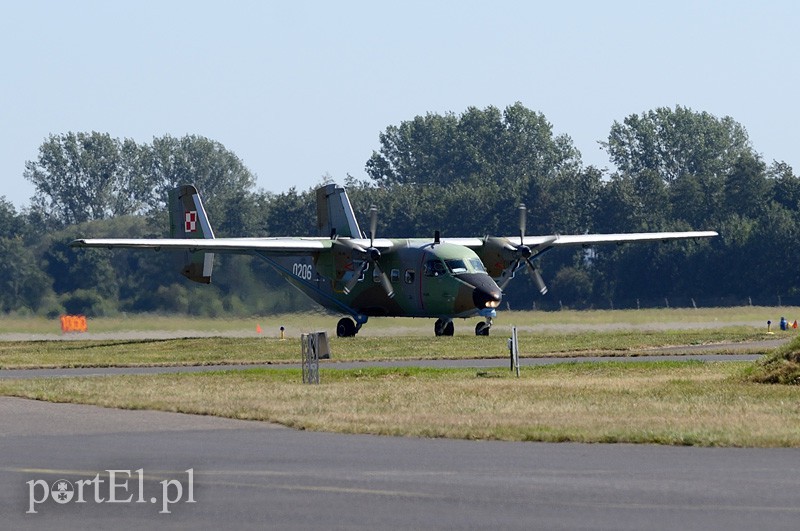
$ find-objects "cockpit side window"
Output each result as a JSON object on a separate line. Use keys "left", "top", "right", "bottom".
{"left": 424, "top": 259, "right": 447, "bottom": 277}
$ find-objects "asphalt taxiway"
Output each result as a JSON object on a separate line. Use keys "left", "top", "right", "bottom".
{"left": 2, "top": 396, "right": 799, "bottom": 530}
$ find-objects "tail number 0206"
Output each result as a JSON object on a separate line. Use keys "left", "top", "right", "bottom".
{"left": 293, "top": 262, "right": 313, "bottom": 280}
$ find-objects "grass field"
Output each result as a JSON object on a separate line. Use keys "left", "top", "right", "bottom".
{"left": 0, "top": 327, "right": 778, "bottom": 369}
{"left": 1, "top": 307, "right": 798, "bottom": 447}
{"left": 2, "top": 361, "right": 799, "bottom": 447}
{"left": 0, "top": 306, "right": 794, "bottom": 336}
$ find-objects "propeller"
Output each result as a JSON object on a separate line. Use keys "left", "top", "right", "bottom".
{"left": 499, "top": 203, "right": 548, "bottom": 295}
{"left": 343, "top": 205, "right": 395, "bottom": 298}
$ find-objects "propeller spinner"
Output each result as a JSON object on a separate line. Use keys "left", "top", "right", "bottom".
{"left": 342, "top": 205, "right": 395, "bottom": 298}
{"left": 499, "top": 203, "right": 548, "bottom": 295}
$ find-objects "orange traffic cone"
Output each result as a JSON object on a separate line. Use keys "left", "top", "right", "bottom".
{"left": 256, "top": 324, "right": 262, "bottom": 334}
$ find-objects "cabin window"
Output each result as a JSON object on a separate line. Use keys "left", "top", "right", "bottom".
{"left": 424, "top": 260, "right": 447, "bottom": 277}
{"left": 391, "top": 269, "right": 400, "bottom": 282}
{"left": 404, "top": 270, "right": 415, "bottom": 284}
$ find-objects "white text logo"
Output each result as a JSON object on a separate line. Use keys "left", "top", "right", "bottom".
{"left": 27, "top": 469, "right": 195, "bottom": 515}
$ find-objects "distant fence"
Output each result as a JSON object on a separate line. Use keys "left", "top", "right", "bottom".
{"left": 60, "top": 315, "right": 88, "bottom": 333}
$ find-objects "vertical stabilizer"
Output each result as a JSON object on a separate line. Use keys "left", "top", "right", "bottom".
{"left": 168, "top": 184, "right": 215, "bottom": 284}
{"left": 316, "top": 184, "right": 362, "bottom": 238}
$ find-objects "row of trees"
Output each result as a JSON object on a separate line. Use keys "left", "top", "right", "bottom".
{"left": 2, "top": 104, "right": 799, "bottom": 317}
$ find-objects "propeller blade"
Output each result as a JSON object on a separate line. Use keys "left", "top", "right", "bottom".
{"left": 518, "top": 203, "right": 527, "bottom": 245}
{"left": 343, "top": 262, "right": 368, "bottom": 294}
{"left": 374, "top": 263, "right": 395, "bottom": 298}
{"left": 349, "top": 244, "right": 367, "bottom": 255}
{"left": 369, "top": 205, "right": 378, "bottom": 246}
{"left": 526, "top": 259, "right": 548, "bottom": 295}
{"left": 498, "top": 259, "right": 520, "bottom": 290}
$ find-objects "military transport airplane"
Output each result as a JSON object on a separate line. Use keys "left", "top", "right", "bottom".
{"left": 71, "top": 184, "right": 718, "bottom": 337}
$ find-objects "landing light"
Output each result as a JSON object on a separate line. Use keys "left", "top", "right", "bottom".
{"left": 485, "top": 300, "right": 500, "bottom": 309}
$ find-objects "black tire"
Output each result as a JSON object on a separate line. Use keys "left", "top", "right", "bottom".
{"left": 435, "top": 319, "right": 454, "bottom": 336}
{"left": 475, "top": 322, "right": 490, "bottom": 336}
{"left": 337, "top": 317, "right": 357, "bottom": 337}
{"left": 443, "top": 321, "right": 455, "bottom": 336}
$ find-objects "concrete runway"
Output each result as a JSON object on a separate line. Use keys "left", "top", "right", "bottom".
{"left": 2, "top": 397, "right": 800, "bottom": 530}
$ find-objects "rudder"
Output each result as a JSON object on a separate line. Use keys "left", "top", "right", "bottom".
{"left": 168, "top": 184, "right": 215, "bottom": 284}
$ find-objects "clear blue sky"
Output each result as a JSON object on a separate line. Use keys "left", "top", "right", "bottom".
{"left": 2, "top": 0, "right": 798, "bottom": 208}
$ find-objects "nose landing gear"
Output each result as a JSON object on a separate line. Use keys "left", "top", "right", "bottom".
{"left": 475, "top": 315, "right": 492, "bottom": 336}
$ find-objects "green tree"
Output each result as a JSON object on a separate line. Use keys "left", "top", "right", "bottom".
{"left": 24, "top": 132, "right": 123, "bottom": 227}
{"left": 0, "top": 237, "right": 53, "bottom": 313}
{"left": 770, "top": 162, "right": 800, "bottom": 213}
{"left": 0, "top": 197, "right": 26, "bottom": 239}
{"left": 542, "top": 167, "right": 603, "bottom": 234}
{"left": 262, "top": 187, "right": 317, "bottom": 236}
{"left": 594, "top": 170, "right": 670, "bottom": 233}
{"left": 723, "top": 153, "right": 769, "bottom": 219}
{"left": 112, "top": 138, "right": 153, "bottom": 216}
{"left": 603, "top": 105, "right": 754, "bottom": 184}
{"left": 668, "top": 173, "right": 707, "bottom": 228}
{"left": 366, "top": 103, "right": 580, "bottom": 198}
{"left": 550, "top": 266, "right": 593, "bottom": 309}
{"left": 147, "top": 134, "right": 258, "bottom": 235}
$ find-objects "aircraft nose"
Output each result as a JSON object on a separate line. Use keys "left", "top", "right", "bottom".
{"left": 460, "top": 273, "right": 503, "bottom": 310}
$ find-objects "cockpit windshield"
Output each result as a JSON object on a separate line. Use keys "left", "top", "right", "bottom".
{"left": 469, "top": 258, "right": 486, "bottom": 273}
{"left": 425, "top": 256, "right": 488, "bottom": 277}
{"left": 445, "top": 259, "right": 468, "bottom": 274}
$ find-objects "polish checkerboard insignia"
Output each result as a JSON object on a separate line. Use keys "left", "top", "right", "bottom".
{"left": 185, "top": 211, "right": 198, "bottom": 233}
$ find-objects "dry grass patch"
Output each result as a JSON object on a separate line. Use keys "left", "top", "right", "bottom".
{"left": 0, "top": 326, "right": 774, "bottom": 369}
{"left": 2, "top": 362, "right": 799, "bottom": 447}
{"left": 747, "top": 335, "right": 800, "bottom": 384}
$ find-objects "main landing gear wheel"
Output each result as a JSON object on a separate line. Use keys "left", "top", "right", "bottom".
{"left": 434, "top": 318, "right": 455, "bottom": 337}
{"left": 336, "top": 317, "right": 358, "bottom": 337}
{"left": 475, "top": 322, "right": 490, "bottom": 336}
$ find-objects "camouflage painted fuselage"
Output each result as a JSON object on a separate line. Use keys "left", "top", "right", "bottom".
{"left": 257, "top": 240, "right": 502, "bottom": 320}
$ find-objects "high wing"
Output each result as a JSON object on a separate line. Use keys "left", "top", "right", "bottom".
{"left": 520, "top": 230, "right": 719, "bottom": 248}
{"left": 71, "top": 237, "right": 328, "bottom": 253}
{"left": 70, "top": 237, "right": 395, "bottom": 253}
{"left": 444, "top": 229, "right": 718, "bottom": 295}
{"left": 444, "top": 230, "right": 718, "bottom": 251}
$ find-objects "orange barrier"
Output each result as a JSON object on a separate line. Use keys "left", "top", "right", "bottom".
{"left": 60, "top": 315, "right": 88, "bottom": 333}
